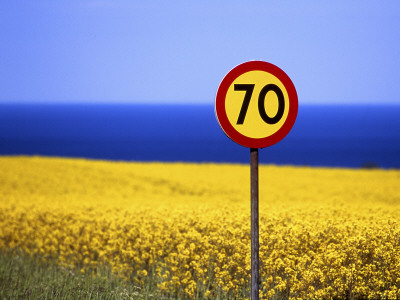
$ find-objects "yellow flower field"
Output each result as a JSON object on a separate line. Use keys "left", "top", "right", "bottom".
{"left": 1, "top": 156, "right": 400, "bottom": 299}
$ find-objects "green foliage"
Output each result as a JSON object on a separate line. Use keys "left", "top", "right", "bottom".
{"left": 0, "top": 250, "right": 155, "bottom": 300}
{"left": 0, "top": 250, "right": 232, "bottom": 299}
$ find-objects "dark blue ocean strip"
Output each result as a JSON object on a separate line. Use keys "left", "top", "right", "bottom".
{"left": 1, "top": 104, "right": 399, "bottom": 168}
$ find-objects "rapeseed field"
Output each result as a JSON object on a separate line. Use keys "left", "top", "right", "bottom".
{"left": 1, "top": 156, "right": 400, "bottom": 299}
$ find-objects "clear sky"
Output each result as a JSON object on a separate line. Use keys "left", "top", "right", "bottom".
{"left": 1, "top": 1, "right": 399, "bottom": 104}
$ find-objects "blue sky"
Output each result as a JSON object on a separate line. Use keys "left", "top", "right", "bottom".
{"left": 1, "top": 1, "right": 399, "bottom": 105}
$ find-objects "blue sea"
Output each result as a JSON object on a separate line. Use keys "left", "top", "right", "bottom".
{"left": 0, "top": 104, "right": 399, "bottom": 169}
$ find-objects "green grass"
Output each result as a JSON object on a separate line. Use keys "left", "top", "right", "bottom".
{"left": 0, "top": 251, "right": 157, "bottom": 300}
{"left": 0, "top": 251, "right": 245, "bottom": 299}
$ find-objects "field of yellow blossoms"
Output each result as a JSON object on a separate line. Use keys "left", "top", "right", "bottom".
{"left": 1, "top": 156, "right": 400, "bottom": 299}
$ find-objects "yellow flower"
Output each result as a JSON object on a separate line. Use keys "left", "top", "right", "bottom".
{"left": 1, "top": 156, "right": 400, "bottom": 299}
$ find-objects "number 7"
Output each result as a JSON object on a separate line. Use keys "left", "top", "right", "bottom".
{"left": 234, "top": 84, "right": 255, "bottom": 125}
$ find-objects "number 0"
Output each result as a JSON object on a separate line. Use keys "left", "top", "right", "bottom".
{"left": 258, "top": 84, "right": 285, "bottom": 125}
{"left": 234, "top": 83, "right": 285, "bottom": 125}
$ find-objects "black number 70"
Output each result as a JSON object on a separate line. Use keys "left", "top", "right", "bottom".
{"left": 234, "top": 84, "right": 285, "bottom": 125}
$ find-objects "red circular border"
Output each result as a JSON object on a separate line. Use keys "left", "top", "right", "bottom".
{"left": 215, "top": 61, "right": 298, "bottom": 148}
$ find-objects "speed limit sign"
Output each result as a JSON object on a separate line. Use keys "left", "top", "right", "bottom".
{"left": 215, "top": 61, "right": 298, "bottom": 300}
{"left": 215, "top": 61, "right": 298, "bottom": 148}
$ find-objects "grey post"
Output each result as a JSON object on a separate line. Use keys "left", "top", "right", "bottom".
{"left": 250, "top": 148, "right": 259, "bottom": 300}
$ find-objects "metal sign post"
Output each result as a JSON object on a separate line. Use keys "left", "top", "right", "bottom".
{"left": 215, "top": 61, "right": 298, "bottom": 300}
{"left": 250, "top": 148, "right": 259, "bottom": 300}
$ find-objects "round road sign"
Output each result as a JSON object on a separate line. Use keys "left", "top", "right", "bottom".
{"left": 215, "top": 61, "right": 298, "bottom": 148}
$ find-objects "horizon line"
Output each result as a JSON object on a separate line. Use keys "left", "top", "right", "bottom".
{"left": 1, "top": 101, "right": 400, "bottom": 106}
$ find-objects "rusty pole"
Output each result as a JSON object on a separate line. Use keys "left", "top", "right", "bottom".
{"left": 250, "top": 148, "right": 259, "bottom": 300}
